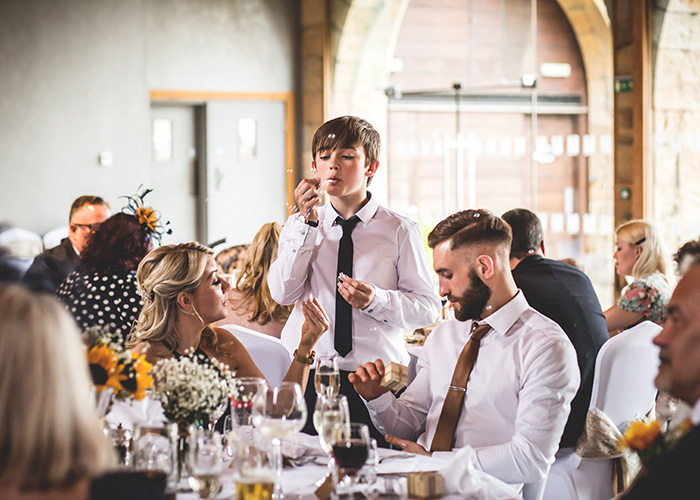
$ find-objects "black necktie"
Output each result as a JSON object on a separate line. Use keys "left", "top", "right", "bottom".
{"left": 335, "top": 215, "right": 361, "bottom": 356}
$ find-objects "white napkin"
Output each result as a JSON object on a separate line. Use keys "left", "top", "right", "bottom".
{"left": 105, "top": 394, "right": 166, "bottom": 430}
{"left": 281, "top": 432, "right": 327, "bottom": 459}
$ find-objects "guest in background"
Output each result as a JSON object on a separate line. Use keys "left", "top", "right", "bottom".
{"left": 23, "top": 196, "right": 111, "bottom": 293}
{"left": 673, "top": 237, "right": 700, "bottom": 277}
{"left": 0, "top": 284, "right": 166, "bottom": 500}
{"left": 128, "top": 241, "right": 329, "bottom": 391}
{"left": 619, "top": 266, "right": 700, "bottom": 499}
{"left": 0, "top": 247, "right": 24, "bottom": 283}
{"left": 215, "top": 222, "right": 292, "bottom": 338}
{"left": 605, "top": 220, "right": 672, "bottom": 333}
{"left": 502, "top": 208, "right": 608, "bottom": 449}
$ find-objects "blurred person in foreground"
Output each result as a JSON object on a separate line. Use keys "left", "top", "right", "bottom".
{"left": 0, "top": 283, "right": 166, "bottom": 500}
{"left": 619, "top": 265, "right": 700, "bottom": 499}
{"left": 502, "top": 208, "right": 608, "bottom": 449}
{"left": 215, "top": 222, "right": 292, "bottom": 338}
{"left": 605, "top": 220, "right": 672, "bottom": 334}
{"left": 350, "top": 209, "right": 579, "bottom": 491}
{"left": 23, "top": 196, "right": 111, "bottom": 293}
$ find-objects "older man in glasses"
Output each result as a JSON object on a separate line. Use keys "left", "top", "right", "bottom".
{"left": 23, "top": 196, "right": 110, "bottom": 293}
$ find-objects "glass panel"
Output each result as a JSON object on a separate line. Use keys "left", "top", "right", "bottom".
{"left": 152, "top": 118, "right": 173, "bottom": 163}
{"left": 238, "top": 118, "right": 257, "bottom": 160}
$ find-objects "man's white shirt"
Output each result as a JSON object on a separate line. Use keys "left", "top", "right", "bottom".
{"left": 366, "top": 291, "right": 580, "bottom": 486}
{"left": 268, "top": 194, "right": 441, "bottom": 371}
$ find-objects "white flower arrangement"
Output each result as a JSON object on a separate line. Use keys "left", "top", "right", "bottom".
{"left": 151, "top": 350, "right": 237, "bottom": 428}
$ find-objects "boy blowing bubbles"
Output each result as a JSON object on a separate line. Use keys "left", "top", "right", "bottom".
{"left": 268, "top": 116, "right": 440, "bottom": 444}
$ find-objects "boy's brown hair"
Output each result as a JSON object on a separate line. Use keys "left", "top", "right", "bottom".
{"left": 312, "top": 116, "right": 380, "bottom": 185}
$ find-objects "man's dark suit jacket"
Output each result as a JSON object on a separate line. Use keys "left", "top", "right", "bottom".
{"left": 22, "top": 237, "right": 78, "bottom": 293}
{"left": 512, "top": 254, "right": 609, "bottom": 448}
{"left": 621, "top": 423, "right": 700, "bottom": 499}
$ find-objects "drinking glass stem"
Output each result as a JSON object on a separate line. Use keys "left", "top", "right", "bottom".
{"left": 272, "top": 437, "right": 283, "bottom": 500}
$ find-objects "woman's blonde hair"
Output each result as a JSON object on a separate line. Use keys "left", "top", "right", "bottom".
{"left": 0, "top": 284, "right": 114, "bottom": 490}
{"left": 616, "top": 219, "right": 669, "bottom": 279}
{"left": 128, "top": 241, "right": 217, "bottom": 350}
{"left": 234, "top": 222, "right": 292, "bottom": 325}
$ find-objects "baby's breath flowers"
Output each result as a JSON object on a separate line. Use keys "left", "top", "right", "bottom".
{"left": 83, "top": 325, "right": 153, "bottom": 401}
{"left": 150, "top": 351, "right": 237, "bottom": 429}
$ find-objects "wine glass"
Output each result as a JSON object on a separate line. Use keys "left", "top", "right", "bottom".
{"left": 314, "top": 355, "right": 340, "bottom": 398}
{"left": 251, "top": 382, "right": 307, "bottom": 499}
{"left": 132, "top": 423, "right": 178, "bottom": 494}
{"left": 187, "top": 428, "right": 226, "bottom": 500}
{"left": 231, "top": 377, "right": 268, "bottom": 428}
{"left": 209, "top": 379, "right": 230, "bottom": 431}
{"left": 313, "top": 394, "right": 350, "bottom": 460}
{"left": 328, "top": 423, "right": 371, "bottom": 499}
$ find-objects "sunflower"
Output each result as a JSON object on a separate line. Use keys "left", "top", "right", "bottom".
{"left": 119, "top": 351, "right": 154, "bottom": 401}
{"left": 86, "top": 344, "right": 123, "bottom": 391}
{"left": 618, "top": 420, "right": 662, "bottom": 452}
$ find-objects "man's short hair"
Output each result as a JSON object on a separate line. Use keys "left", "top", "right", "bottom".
{"left": 674, "top": 238, "right": 700, "bottom": 276}
{"left": 69, "top": 196, "right": 109, "bottom": 222}
{"left": 501, "top": 208, "right": 544, "bottom": 260}
{"left": 311, "top": 116, "right": 381, "bottom": 168}
{"left": 428, "top": 209, "right": 512, "bottom": 252}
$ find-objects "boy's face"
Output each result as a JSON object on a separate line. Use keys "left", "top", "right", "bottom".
{"left": 312, "top": 143, "right": 378, "bottom": 202}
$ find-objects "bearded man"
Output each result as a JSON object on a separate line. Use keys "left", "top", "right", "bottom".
{"left": 349, "top": 209, "right": 579, "bottom": 491}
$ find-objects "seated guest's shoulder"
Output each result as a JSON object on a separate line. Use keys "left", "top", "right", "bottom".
{"left": 90, "top": 471, "right": 167, "bottom": 500}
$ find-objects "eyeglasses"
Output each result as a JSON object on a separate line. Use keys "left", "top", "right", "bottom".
{"left": 71, "top": 222, "right": 101, "bottom": 232}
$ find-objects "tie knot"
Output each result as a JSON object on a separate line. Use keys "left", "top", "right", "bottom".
{"left": 335, "top": 215, "right": 361, "bottom": 234}
{"left": 471, "top": 323, "right": 490, "bottom": 342}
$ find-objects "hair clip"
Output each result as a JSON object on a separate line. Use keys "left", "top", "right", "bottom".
{"left": 121, "top": 186, "right": 172, "bottom": 244}
{"left": 136, "top": 286, "right": 153, "bottom": 302}
{"left": 635, "top": 237, "right": 647, "bottom": 245}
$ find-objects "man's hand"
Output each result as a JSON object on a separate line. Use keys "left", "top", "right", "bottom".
{"left": 384, "top": 434, "right": 431, "bottom": 456}
{"left": 337, "top": 274, "right": 375, "bottom": 310}
{"left": 348, "top": 359, "right": 390, "bottom": 401}
{"left": 294, "top": 178, "right": 322, "bottom": 221}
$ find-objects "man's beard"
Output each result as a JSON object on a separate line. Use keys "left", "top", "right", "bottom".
{"left": 453, "top": 268, "right": 492, "bottom": 321}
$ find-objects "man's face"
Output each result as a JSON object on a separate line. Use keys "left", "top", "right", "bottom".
{"left": 68, "top": 203, "right": 111, "bottom": 253}
{"left": 433, "top": 240, "right": 492, "bottom": 321}
{"left": 654, "top": 266, "right": 700, "bottom": 405}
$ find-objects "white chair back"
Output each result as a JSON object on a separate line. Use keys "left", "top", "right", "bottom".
{"left": 522, "top": 464, "right": 550, "bottom": 500}
{"left": 543, "top": 321, "right": 662, "bottom": 500}
{"left": 220, "top": 324, "right": 292, "bottom": 388}
{"left": 590, "top": 321, "right": 661, "bottom": 428}
{"left": 42, "top": 226, "right": 69, "bottom": 249}
{"left": 0, "top": 227, "right": 44, "bottom": 275}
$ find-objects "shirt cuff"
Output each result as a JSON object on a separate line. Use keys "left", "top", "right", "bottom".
{"left": 363, "top": 287, "right": 388, "bottom": 314}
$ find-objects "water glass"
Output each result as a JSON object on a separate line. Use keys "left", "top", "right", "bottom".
{"left": 231, "top": 377, "right": 268, "bottom": 428}
{"left": 132, "top": 423, "right": 179, "bottom": 494}
{"left": 187, "top": 428, "right": 226, "bottom": 500}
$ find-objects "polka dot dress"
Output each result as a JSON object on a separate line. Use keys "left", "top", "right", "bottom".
{"left": 57, "top": 270, "right": 143, "bottom": 339}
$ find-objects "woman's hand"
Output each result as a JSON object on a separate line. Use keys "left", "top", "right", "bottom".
{"left": 299, "top": 296, "right": 330, "bottom": 352}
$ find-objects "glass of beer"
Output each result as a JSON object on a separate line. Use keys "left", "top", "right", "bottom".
{"left": 232, "top": 428, "right": 275, "bottom": 500}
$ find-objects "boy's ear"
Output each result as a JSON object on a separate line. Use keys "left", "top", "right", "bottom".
{"left": 365, "top": 160, "right": 379, "bottom": 178}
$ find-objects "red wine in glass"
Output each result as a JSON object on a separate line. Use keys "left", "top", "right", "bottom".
{"left": 332, "top": 439, "right": 369, "bottom": 476}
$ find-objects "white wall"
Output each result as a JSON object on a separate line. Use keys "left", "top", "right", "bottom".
{"left": 0, "top": 0, "right": 298, "bottom": 235}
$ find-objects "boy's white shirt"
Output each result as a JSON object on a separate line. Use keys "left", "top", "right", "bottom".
{"left": 268, "top": 193, "right": 442, "bottom": 371}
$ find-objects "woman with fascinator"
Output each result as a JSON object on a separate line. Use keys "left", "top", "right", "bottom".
{"left": 127, "top": 241, "right": 329, "bottom": 390}
{"left": 57, "top": 189, "right": 166, "bottom": 342}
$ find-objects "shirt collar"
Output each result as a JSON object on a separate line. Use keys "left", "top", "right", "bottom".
{"left": 477, "top": 290, "right": 528, "bottom": 337}
{"left": 323, "top": 191, "right": 378, "bottom": 227}
{"left": 691, "top": 398, "right": 700, "bottom": 426}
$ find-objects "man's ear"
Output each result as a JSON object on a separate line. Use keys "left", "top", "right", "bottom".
{"left": 540, "top": 241, "right": 546, "bottom": 256}
{"left": 476, "top": 254, "right": 495, "bottom": 280}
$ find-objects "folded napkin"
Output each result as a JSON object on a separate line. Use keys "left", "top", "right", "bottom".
{"left": 105, "top": 395, "right": 166, "bottom": 430}
{"left": 281, "top": 432, "right": 327, "bottom": 459}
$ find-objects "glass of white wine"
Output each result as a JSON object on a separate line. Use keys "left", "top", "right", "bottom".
{"left": 314, "top": 355, "right": 340, "bottom": 398}
{"left": 251, "top": 382, "right": 307, "bottom": 500}
{"left": 313, "top": 394, "right": 350, "bottom": 460}
{"left": 187, "top": 428, "right": 226, "bottom": 500}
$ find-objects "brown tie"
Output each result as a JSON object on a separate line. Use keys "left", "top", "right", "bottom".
{"left": 430, "top": 322, "right": 490, "bottom": 452}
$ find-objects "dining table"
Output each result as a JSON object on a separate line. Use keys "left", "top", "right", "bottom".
{"left": 175, "top": 432, "right": 520, "bottom": 500}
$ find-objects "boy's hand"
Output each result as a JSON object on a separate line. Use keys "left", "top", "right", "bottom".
{"left": 348, "top": 359, "right": 389, "bottom": 401}
{"left": 294, "top": 178, "right": 322, "bottom": 221}
{"left": 299, "top": 296, "right": 330, "bottom": 351}
{"left": 384, "top": 435, "right": 431, "bottom": 456}
{"left": 337, "top": 274, "right": 375, "bottom": 310}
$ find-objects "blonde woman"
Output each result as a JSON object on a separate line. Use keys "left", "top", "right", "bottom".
{"left": 604, "top": 220, "right": 672, "bottom": 333}
{"left": 0, "top": 284, "right": 165, "bottom": 500}
{"left": 215, "top": 222, "right": 292, "bottom": 338}
{"left": 128, "top": 242, "right": 328, "bottom": 389}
